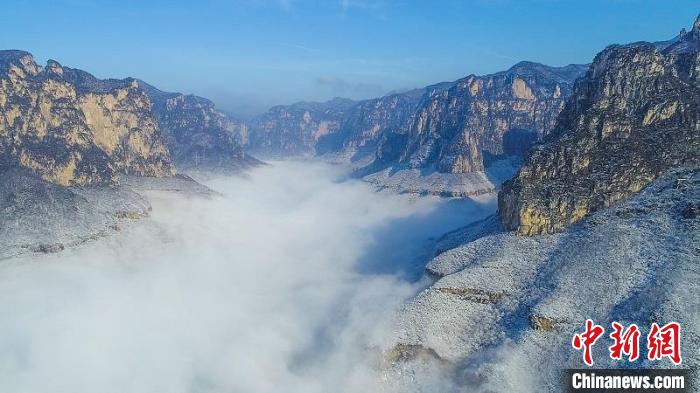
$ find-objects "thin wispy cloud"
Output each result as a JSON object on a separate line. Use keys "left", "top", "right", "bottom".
{"left": 340, "top": 0, "right": 386, "bottom": 10}
{"left": 237, "top": 0, "right": 294, "bottom": 11}
{"left": 278, "top": 42, "right": 318, "bottom": 54}
{"left": 278, "top": 0, "right": 293, "bottom": 10}
{"left": 316, "top": 75, "right": 384, "bottom": 97}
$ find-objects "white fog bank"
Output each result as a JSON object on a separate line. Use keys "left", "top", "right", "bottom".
{"left": 0, "top": 161, "right": 494, "bottom": 393}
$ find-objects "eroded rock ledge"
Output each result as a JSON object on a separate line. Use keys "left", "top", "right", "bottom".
{"left": 390, "top": 168, "right": 699, "bottom": 391}
{"left": 499, "top": 25, "right": 700, "bottom": 235}
{"left": 0, "top": 167, "right": 212, "bottom": 260}
{"left": 0, "top": 51, "right": 174, "bottom": 186}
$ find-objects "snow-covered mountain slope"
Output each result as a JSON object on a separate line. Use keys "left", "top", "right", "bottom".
{"left": 385, "top": 167, "right": 699, "bottom": 392}
{"left": 0, "top": 168, "right": 212, "bottom": 260}
{"left": 360, "top": 157, "right": 521, "bottom": 198}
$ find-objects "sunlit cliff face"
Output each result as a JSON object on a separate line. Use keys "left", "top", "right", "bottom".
{"left": 0, "top": 161, "right": 492, "bottom": 393}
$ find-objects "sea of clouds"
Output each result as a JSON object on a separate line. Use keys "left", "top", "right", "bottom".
{"left": 0, "top": 161, "right": 494, "bottom": 393}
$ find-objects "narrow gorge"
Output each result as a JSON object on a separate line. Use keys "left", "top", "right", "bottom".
{"left": 1, "top": 8, "right": 698, "bottom": 393}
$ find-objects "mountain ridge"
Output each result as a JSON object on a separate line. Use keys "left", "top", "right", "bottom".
{"left": 245, "top": 61, "right": 588, "bottom": 189}
{"left": 0, "top": 50, "right": 174, "bottom": 185}
{"left": 0, "top": 50, "right": 257, "bottom": 186}
{"left": 498, "top": 19, "right": 700, "bottom": 235}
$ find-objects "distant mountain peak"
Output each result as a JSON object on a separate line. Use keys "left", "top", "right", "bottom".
{"left": 503, "top": 61, "right": 589, "bottom": 83}
{"left": 0, "top": 49, "right": 175, "bottom": 185}
{"left": 45, "top": 59, "right": 64, "bottom": 75}
{"left": 0, "top": 49, "right": 33, "bottom": 63}
{"left": 661, "top": 14, "right": 700, "bottom": 56}
{"left": 0, "top": 49, "right": 42, "bottom": 75}
{"left": 499, "top": 16, "right": 700, "bottom": 235}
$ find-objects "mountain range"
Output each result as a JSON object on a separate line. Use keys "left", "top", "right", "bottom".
{"left": 0, "top": 51, "right": 256, "bottom": 187}
{"left": 387, "top": 15, "right": 700, "bottom": 390}
{"left": 0, "top": 13, "right": 698, "bottom": 392}
{"left": 244, "top": 62, "right": 589, "bottom": 180}
{"left": 500, "top": 23, "right": 700, "bottom": 234}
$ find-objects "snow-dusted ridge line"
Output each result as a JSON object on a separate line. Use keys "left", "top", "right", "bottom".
{"left": 387, "top": 167, "right": 699, "bottom": 392}
{"left": 0, "top": 170, "right": 213, "bottom": 260}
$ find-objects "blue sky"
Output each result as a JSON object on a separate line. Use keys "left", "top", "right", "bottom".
{"left": 1, "top": 1, "right": 697, "bottom": 117}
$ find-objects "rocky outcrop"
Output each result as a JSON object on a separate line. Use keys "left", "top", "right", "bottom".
{"left": 499, "top": 20, "right": 700, "bottom": 235}
{"left": 0, "top": 166, "right": 213, "bottom": 259}
{"left": 0, "top": 51, "right": 175, "bottom": 186}
{"left": 0, "top": 167, "right": 150, "bottom": 259}
{"left": 390, "top": 168, "right": 700, "bottom": 391}
{"left": 140, "top": 82, "right": 257, "bottom": 170}
{"left": 247, "top": 97, "right": 356, "bottom": 156}
{"left": 246, "top": 62, "right": 586, "bottom": 184}
{"left": 394, "top": 62, "right": 587, "bottom": 174}
{"left": 315, "top": 88, "right": 427, "bottom": 163}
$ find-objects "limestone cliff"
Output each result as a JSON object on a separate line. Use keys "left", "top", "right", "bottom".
{"left": 499, "top": 18, "right": 700, "bottom": 235}
{"left": 0, "top": 51, "right": 174, "bottom": 186}
{"left": 246, "top": 63, "right": 585, "bottom": 178}
{"left": 391, "top": 168, "right": 700, "bottom": 391}
{"left": 139, "top": 82, "right": 257, "bottom": 169}
{"left": 315, "top": 88, "right": 427, "bottom": 163}
{"left": 247, "top": 98, "right": 356, "bottom": 156}
{"left": 395, "top": 62, "right": 587, "bottom": 173}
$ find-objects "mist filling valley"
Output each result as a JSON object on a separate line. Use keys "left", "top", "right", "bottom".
{"left": 0, "top": 161, "right": 494, "bottom": 393}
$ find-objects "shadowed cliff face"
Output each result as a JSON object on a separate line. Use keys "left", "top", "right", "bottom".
{"left": 247, "top": 98, "right": 357, "bottom": 157}
{"left": 0, "top": 51, "right": 175, "bottom": 186}
{"left": 315, "top": 89, "right": 426, "bottom": 162}
{"left": 140, "top": 82, "right": 257, "bottom": 170}
{"left": 246, "top": 63, "right": 586, "bottom": 177}
{"left": 395, "top": 63, "right": 587, "bottom": 173}
{"left": 499, "top": 19, "right": 700, "bottom": 235}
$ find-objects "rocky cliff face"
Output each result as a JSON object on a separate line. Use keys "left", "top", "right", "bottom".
{"left": 247, "top": 97, "right": 356, "bottom": 156}
{"left": 246, "top": 63, "right": 585, "bottom": 180}
{"left": 315, "top": 88, "right": 426, "bottom": 162}
{"left": 140, "top": 82, "right": 256, "bottom": 169}
{"left": 0, "top": 51, "right": 175, "bottom": 186}
{"left": 499, "top": 20, "right": 700, "bottom": 235}
{"left": 390, "top": 168, "right": 699, "bottom": 392}
{"left": 393, "top": 62, "right": 587, "bottom": 174}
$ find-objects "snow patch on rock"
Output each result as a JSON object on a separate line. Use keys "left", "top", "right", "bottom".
{"left": 387, "top": 168, "right": 700, "bottom": 392}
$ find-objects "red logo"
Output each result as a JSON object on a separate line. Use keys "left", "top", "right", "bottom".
{"left": 572, "top": 319, "right": 605, "bottom": 366}
{"left": 572, "top": 320, "right": 682, "bottom": 366}
{"left": 609, "top": 322, "right": 640, "bottom": 361}
{"left": 647, "top": 322, "right": 682, "bottom": 365}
